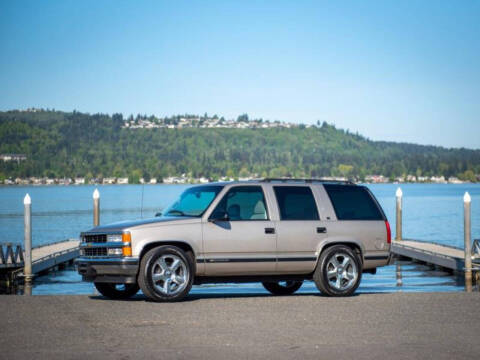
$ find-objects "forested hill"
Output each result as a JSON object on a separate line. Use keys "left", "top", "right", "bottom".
{"left": 0, "top": 110, "right": 479, "bottom": 182}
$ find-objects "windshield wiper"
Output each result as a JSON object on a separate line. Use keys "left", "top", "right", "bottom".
{"left": 166, "top": 209, "right": 187, "bottom": 216}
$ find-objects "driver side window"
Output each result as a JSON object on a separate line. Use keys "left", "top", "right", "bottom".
{"left": 210, "top": 186, "right": 268, "bottom": 221}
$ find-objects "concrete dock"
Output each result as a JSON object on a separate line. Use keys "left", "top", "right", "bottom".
{"left": 0, "top": 293, "right": 479, "bottom": 359}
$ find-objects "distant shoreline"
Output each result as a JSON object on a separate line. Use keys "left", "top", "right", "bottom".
{"left": 1, "top": 181, "right": 477, "bottom": 186}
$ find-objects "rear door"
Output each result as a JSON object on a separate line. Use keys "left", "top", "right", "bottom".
{"left": 202, "top": 185, "right": 277, "bottom": 275}
{"left": 274, "top": 185, "right": 327, "bottom": 273}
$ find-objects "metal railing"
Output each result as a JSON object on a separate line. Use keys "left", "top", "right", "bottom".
{"left": 0, "top": 243, "right": 24, "bottom": 268}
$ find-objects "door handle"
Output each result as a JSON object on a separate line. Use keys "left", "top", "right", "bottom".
{"left": 317, "top": 227, "right": 327, "bottom": 234}
{"left": 265, "top": 227, "right": 275, "bottom": 234}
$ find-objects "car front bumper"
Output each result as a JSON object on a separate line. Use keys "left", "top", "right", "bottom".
{"left": 75, "top": 257, "right": 139, "bottom": 284}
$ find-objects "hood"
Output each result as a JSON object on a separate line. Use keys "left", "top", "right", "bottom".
{"left": 84, "top": 216, "right": 200, "bottom": 233}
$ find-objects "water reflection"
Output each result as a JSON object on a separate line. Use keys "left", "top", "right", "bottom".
{"left": 396, "top": 262, "right": 402, "bottom": 287}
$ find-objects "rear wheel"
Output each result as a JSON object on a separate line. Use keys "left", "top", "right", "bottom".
{"left": 262, "top": 280, "right": 303, "bottom": 295}
{"left": 138, "top": 245, "right": 194, "bottom": 302}
{"left": 94, "top": 282, "right": 139, "bottom": 300}
{"left": 313, "top": 245, "right": 362, "bottom": 296}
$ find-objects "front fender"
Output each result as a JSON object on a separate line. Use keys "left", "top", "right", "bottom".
{"left": 130, "top": 222, "right": 202, "bottom": 257}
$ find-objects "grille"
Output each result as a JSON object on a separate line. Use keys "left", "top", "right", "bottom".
{"left": 83, "top": 248, "right": 107, "bottom": 257}
{"left": 84, "top": 234, "right": 107, "bottom": 243}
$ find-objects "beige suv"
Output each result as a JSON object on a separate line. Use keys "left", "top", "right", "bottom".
{"left": 76, "top": 179, "right": 391, "bottom": 301}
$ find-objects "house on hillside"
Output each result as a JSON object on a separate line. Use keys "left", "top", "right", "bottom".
{"left": 0, "top": 154, "right": 27, "bottom": 162}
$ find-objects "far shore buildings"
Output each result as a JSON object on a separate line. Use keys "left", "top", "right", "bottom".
{"left": 0, "top": 174, "right": 474, "bottom": 185}
{"left": 122, "top": 115, "right": 313, "bottom": 130}
{"left": 0, "top": 154, "right": 27, "bottom": 162}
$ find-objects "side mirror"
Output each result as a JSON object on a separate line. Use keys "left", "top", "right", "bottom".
{"left": 155, "top": 212, "right": 162, "bottom": 217}
{"left": 209, "top": 211, "right": 229, "bottom": 222}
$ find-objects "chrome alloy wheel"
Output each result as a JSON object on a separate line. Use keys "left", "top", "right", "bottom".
{"left": 151, "top": 254, "right": 189, "bottom": 296}
{"left": 326, "top": 253, "right": 358, "bottom": 291}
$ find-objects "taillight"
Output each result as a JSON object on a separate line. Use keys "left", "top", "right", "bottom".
{"left": 385, "top": 220, "right": 391, "bottom": 244}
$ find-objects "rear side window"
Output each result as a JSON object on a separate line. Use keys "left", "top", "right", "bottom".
{"left": 274, "top": 186, "right": 319, "bottom": 220}
{"left": 324, "top": 185, "right": 384, "bottom": 220}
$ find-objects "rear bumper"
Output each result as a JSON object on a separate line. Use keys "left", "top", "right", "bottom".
{"left": 75, "top": 257, "right": 139, "bottom": 284}
{"left": 363, "top": 251, "right": 391, "bottom": 269}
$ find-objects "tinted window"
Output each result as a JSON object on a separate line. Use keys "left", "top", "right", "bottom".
{"left": 163, "top": 185, "right": 223, "bottom": 217}
{"left": 274, "top": 186, "right": 319, "bottom": 220}
{"left": 324, "top": 185, "right": 384, "bottom": 220}
{"left": 211, "top": 186, "right": 268, "bottom": 221}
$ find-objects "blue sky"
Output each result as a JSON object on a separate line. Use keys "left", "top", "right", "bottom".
{"left": 1, "top": 0, "right": 479, "bottom": 148}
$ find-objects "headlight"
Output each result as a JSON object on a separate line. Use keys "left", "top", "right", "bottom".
{"left": 107, "top": 234, "right": 123, "bottom": 242}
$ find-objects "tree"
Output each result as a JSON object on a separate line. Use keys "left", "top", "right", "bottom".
{"left": 337, "top": 164, "right": 353, "bottom": 178}
{"left": 237, "top": 114, "right": 249, "bottom": 122}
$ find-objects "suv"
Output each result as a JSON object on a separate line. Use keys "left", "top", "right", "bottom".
{"left": 76, "top": 179, "right": 391, "bottom": 301}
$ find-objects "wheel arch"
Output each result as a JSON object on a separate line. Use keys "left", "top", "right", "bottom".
{"left": 315, "top": 240, "right": 364, "bottom": 269}
{"left": 139, "top": 241, "right": 196, "bottom": 269}
{"left": 140, "top": 240, "right": 195, "bottom": 256}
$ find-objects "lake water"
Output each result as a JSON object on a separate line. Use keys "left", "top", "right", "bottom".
{"left": 1, "top": 183, "right": 478, "bottom": 295}
{"left": 1, "top": 183, "right": 479, "bottom": 248}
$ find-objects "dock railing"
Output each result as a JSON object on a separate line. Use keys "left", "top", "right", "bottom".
{"left": 0, "top": 243, "right": 24, "bottom": 269}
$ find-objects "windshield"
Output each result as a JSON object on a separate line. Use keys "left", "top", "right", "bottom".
{"left": 162, "top": 185, "right": 224, "bottom": 217}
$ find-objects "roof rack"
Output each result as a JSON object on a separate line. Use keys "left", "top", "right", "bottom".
{"left": 260, "top": 178, "right": 356, "bottom": 185}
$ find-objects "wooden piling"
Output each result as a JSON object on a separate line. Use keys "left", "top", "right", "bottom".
{"left": 93, "top": 188, "right": 100, "bottom": 227}
{"left": 395, "top": 188, "right": 402, "bottom": 241}
{"left": 23, "top": 194, "right": 33, "bottom": 283}
{"left": 464, "top": 192, "right": 472, "bottom": 292}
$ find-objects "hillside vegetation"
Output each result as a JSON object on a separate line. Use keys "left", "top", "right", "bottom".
{"left": 0, "top": 110, "right": 479, "bottom": 182}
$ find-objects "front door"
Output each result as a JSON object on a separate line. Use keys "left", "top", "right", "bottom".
{"left": 202, "top": 185, "right": 277, "bottom": 275}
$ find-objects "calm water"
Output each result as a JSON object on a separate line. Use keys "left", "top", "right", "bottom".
{"left": 1, "top": 183, "right": 478, "bottom": 295}
{"left": 1, "top": 183, "right": 479, "bottom": 248}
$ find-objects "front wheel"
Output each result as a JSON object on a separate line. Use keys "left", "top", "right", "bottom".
{"left": 313, "top": 245, "right": 362, "bottom": 296}
{"left": 138, "top": 245, "right": 194, "bottom": 302}
{"left": 94, "top": 282, "right": 139, "bottom": 300}
{"left": 262, "top": 280, "right": 303, "bottom": 295}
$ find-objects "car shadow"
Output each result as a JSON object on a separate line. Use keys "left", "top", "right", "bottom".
{"left": 89, "top": 290, "right": 367, "bottom": 302}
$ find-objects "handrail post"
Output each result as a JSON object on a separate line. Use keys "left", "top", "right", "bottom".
{"left": 464, "top": 192, "right": 472, "bottom": 292}
{"left": 93, "top": 189, "right": 100, "bottom": 227}
{"left": 395, "top": 187, "right": 403, "bottom": 241}
{"left": 24, "top": 194, "right": 33, "bottom": 283}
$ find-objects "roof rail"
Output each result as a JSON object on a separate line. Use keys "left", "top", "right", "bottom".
{"left": 260, "top": 178, "right": 356, "bottom": 185}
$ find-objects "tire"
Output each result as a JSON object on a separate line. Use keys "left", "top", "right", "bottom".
{"left": 313, "top": 245, "right": 362, "bottom": 296}
{"left": 262, "top": 280, "right": 303, "bottom": 295}
{"left": 138, "top": 245, "right": 194, "bottom": 302}
{"left": 94, "top": 282, "right": 139, "bottom": 300}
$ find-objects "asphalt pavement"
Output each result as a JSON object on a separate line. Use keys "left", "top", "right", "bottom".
{"left": 1, "top": 292, "right": 479, "bottom": 359}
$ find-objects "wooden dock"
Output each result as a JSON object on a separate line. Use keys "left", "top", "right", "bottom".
{"left": 391, "top": 239, "right": 480, "bottom": 272}
{"left": 0, "top": 239, "right": 80, "bottom": 280}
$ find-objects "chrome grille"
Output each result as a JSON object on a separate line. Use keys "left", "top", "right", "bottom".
{"left": 83, "top": 248, "right": 107, "bottom": 256}
{"left": 84, "top": 234, "right": 107, "bottom": 243}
